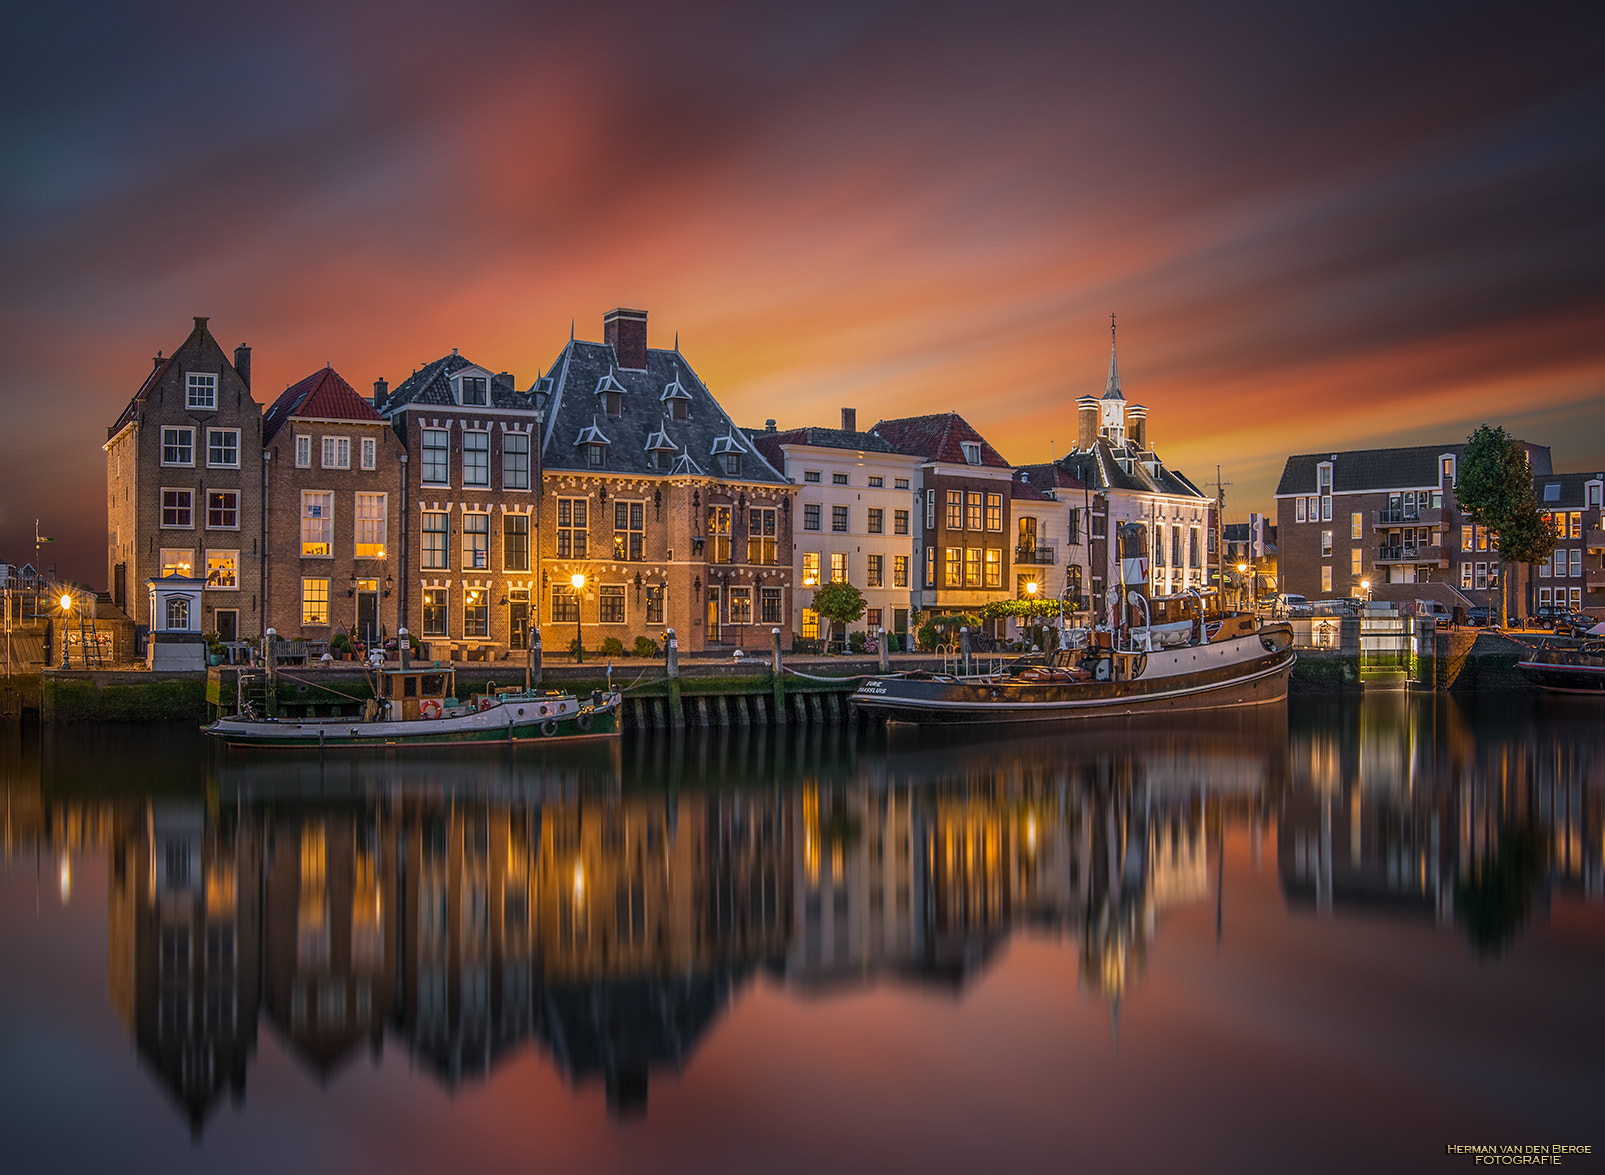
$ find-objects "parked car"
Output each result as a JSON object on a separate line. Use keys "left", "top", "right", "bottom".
{"left": 1464, "top": 607, "right": 1500, "bottom": 627}
{"left": 1262, "top": 593, "right": 1312, "bottom": 617}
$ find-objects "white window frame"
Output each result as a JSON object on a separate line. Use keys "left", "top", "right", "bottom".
{"left": 206, "top": 489, "right": 240, "bottom": 531}
{"left": 354, "top": 492, "right": 387, "bottom": 559}
{"left": 360, "top": 436, "right": 377, "bottom": 471}
{"left": 961, "top": 442, "right": 981, "bottom": 465}
{"left": 1321, "top": 566, "right": 1332, "bottom": 593}
{"left": 207, "top": 428, "right": 240, "bottom": 468}
{"left": 301, "top": 491, "right": 333, "bottom": 558}
{"left": 160, "top": 488, "right": 194, "bottom": 529}
{"left": 421, "top": 428, "right": 449, "bottom": 486}
{"left": 206, "top": 550, "right": 240, "bottom": 590}
{"left": 186, "top": 372, "right": 217, "bottom": 410}
{"left": 162, "top": 427, "right": 195, "bottom": 467}
{"left": 295, "top": 435, "right": 312, "bottom": 468}
{"left": 1570, "top": 549, "right": 1582, "bottom": 577}
{"left": 502, "top": 431, "right": 530, "bottom": 491}
{"left": 159, "top": 548, "right": 195, "bottom": 578}
{"left": 462, "top": 430, "right": 491, "bottom": 488}
{"left": 322, "top": 436, "right": 351, "bottom": 470}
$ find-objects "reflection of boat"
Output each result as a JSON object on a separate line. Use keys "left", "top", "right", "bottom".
{"left": 853, "top": 523, "right": 1293, "bottom": 724}
{"left": 205, "top": 664, "right": 622, "bottom": 747}
{"left": 1515, "top": 640, "right": 1605, "bottom": 694}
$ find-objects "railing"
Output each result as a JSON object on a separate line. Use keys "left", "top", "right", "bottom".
{"left": 1587, "top": 569, "right": 1605, "bottom": 591}
{"left": 1376, "top": 543, "right": 1443, "bottom": 563}
{"left": 1374, "top": 507, "right": 1443, "bottom": 528}
{"left": 1014, "top": 546, "right": 1057, "bottom": 565}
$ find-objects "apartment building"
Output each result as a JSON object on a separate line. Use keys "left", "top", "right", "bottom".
{"left": 750, "top": 409, "right": 922, "bottom": 644}
{"left": 1011, "top": 462, "right": 1098, "bottom": 615}
{"left": 1530, "top": 471, "right": 1605, "bottom": 618}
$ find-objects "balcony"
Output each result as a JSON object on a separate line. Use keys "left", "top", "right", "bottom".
{"left": 1374, "top": 507, "right": 1442, "bottom": 529}
{"left": 1587, "top": 528, "right": 1605, "bottom": 553}
{"left": 1588, "top": 568, "right": 1605, "bottom": 591}
{"left": 1014, "top": 546, "right": 1057, "bottom": 565}
{"left": 1376, "top": 543, "right": 1443, "bottom": 564}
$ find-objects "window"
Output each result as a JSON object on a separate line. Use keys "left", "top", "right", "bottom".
{"left": 867, "top": 508, "right": 884, "bottom": 534}
{"left": 162, "top": 489, "right": 193, "bottom": 528}
{"left": 612, "top": 501, "right": 645, "bottom": 560}
{"left": 1553, "top": 550, "right": 1566, "bottom": 578}
{"left": 984, "top": 548, "right": 1001, "bottom": 587}
{"left": 550, "top": 586, "right": 577, "bottom": 624}
{"left": 895, "top": 477, "right": 910, "bottom": 490}
{"left": 461, "top": 430, "right": 489, "bottom": 487}
{"left": 761, "top": 587, "right": 782, "bottom": 624}
{"left": 322, "top": 436, "right": 351, "bottom": 469}
{"left": 893, "top": 555, "right": 908, "bottom": 587}
{"left": 1571, "top": 587, "right": 1582, "bottom": 609}
{"left": 422, "top": 512, "right": 448, "bottom": 569}
{"left": 166, "top": 597, "right": 189, "bottom": 629}
{"left": 593, "top": 583, "right": 625, "bottom": 624}
{"left": 1321, "top": 566, "right": 1332, "bottom": 593}
{"left": 748, "top": 507, "right": 777, "bottom": 564}
{"left": 1539, "top": 586, "right": 1551, "bottom": 606}
{"left": 601, "top": 390, "right": 621, "bottom": 417}
{"left": 361, "top": 437, "right": 377, "bottom": 470}
{"left": 728, "top": 588, "right": 752, "bottom": 624}
{"left": 1296, "top": 498, "right": 1306, "bottom": 524}
{"left": 1153, "top": 526, "right": 1166, "bottom": 568}
{"left": 462, "top": 512, "right": 489, "bottom": 570}
{"left": 503, "top": 514, "right": 530, "bottom": 572}
{"left": 1461, "top": 525, "right": 1473, "bottom": 552}
{"left": 804, "top": 471, "right": 821, "bottom": 483}
{"left": 1351, "top": 548, "right": 1362, "bottom": 576}
{"left": 985, "top": 494, "right": 1002, "bottom": 532}
{"left": 461, "top": 376, "right": 488, "bottom": 406}
{"left": 867, "top": 554, "right": 884, "bottom": 587}
{"left": 866, "top": 608, "right": 882, "bottom": 630}
{"left": 831, "top": 505, "right": 848, "bottom": 533}
{"left": 707, "top": 506, "right": 733, "bottom": 563}
{"left": 832, "top": 473, "right": 849, "bottom": 485}
{"left": 206, "top": 428, "right": 239, "bottom": 468}
{"left": 424, "top": 589, "right": 448, "bottom": 636}
{"left": 421, "top": 428, "right": 449, "bottom": 485}
{"left": 961, "top": 441, "right": 980, "bottom": 464}
{"left": 945, "top": 490, "right": 962, "bottom": 529}
{"left": 1539, "top": 556, "right": 1550, "bottom": 578}
{"left": 965, "top": 548, "right": 981, "bottom": 587}
{"left": 803, "top": 504, "right": 820, "bottom": 531}
{"left": 891, "top": 509, "right": 909, "bottom": 536}
{"left": 1189, "top": 528, "right": 1200, "bottom": 568}
{"left": 1570, "top": 512, "right": 1583, "bottom": 540}
{"left": 945, "top": 547, "right": 962, "bottom": 587}
{"left": 186, "top": 373, "right": 217, "bottom": 410}
{"left": 557, "top": 498, "right": 588, "bottom": 557}
{"left": 1461, "top": 563, "right": 1473, "bottom": 589}
{"left": 1172, "top": 529, "right": 1183, "bottom": 567}
{"left": 162, "top": 427, "right": 194, "bottom": 466}
{"left": 1571, "top": 549, "right": 1582, "bottom": 577}
{"left": 803, "top": 553, "right": 820, "bottom": 586}
{"left": 1442, "top": 456, "right": 1455, "bottom": 484}
{"left": 1321, "top": 496, "right": 1331, "bottom": 522}
{"left": 295, "top": 435, "right": 311, "bottom": 468}
{"left": 1067, "top": 511, "right": 1080, "bottom": 545}
{"left": 926, "top": 547, "right": 936, "bottom": 588}
{"left": 830, "top": 553, "right": 848, "bottom": 583}
{"left": 1321, "top": 530, "right": 1333, "bottom": 557}
{"left": 926, "top": 490, "right": 936, "bottom": 528}
{"left": 464, "top": 588, "right": 489, "bottom": 638}
{"left": 801, "top": 609, "right": 819, "bottom": 640}
{"left": 159, "top": 548, "right": 194, "bottom": 578}
{"left": 966, "top": 493, "right": 984, "bottom": 531}
{"left": 207, "top": 490, "right": 238, "bottom": 529}
{"left": 355, "top": 493, "right": 386, "bottom": 557}
{"left": 646, "top": 585, "right": 666, "bottom": 625}
{"left": 721, "top": 453, "right": 740, "bottom": 477}
{"left": 1589, "top": 484, "right": 1603, "bottom": 508}
{"left": 302, "top": 578, "right": 330, "bottom": 626}
{"left": 1310, "top": 496, "right": 1320, "bottom": 520}
{"left": 206, "top": 551, "right": 238, "bottom": 589}
{"left": 301, "top": 492, "right": 332, "bottom": 556}
{"left": 867, "top": 476, "right": 883, "bottom": 488}
{"left": 503, "top": 432, "right": 529, "bottom": 489}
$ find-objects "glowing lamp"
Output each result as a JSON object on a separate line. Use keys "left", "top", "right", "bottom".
{"left": 60, "top": 594, "right": 73, "bottom": 610}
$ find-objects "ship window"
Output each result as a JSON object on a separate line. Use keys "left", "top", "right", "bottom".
{"left": 420, "top": 674, "right": 446, "bottom": 697}
{"left": 403, "top": 677, "right": 418, "bottom": 698}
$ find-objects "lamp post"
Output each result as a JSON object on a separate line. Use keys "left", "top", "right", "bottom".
{"left": 570, "top": 573, "right": 585, "bottom": 663}
{"left": 1360, "top": 578, "right": 1372, "bottom": 604}
{"left": 1025, "top": 580, "right": 1039, "bottom": 650}
{"left": 59, "top": 592, "right": 72, "bottom": 668}
{"left": 1238, "top": 562, "right": 1252, "bottom": 613}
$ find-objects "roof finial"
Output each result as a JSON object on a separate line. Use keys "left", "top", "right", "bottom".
{"left": 570, "top": 318, "right": 575, "bottom": 341}
{"left": 1103, "top": 313, "right": 1123, "bottom": 400}
{"left": 675, "top": 330, "right": 679, "bottom": 351}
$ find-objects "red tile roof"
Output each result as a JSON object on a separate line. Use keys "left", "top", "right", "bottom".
{"left": 264, "top": 367, "right": 383, "bottom": 443}
{"left": 869, "top": 413, "right": 1012, "bottom": 467}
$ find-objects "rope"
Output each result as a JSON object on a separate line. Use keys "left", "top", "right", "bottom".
{"left": 271, "top": 669, "right": 378, "bottom": 705}
{"left": 781, "top": 666, "right": 913, "bottom": 682}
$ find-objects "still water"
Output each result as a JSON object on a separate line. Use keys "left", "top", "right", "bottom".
{"left": 1, "top": 696, "right": 1601, "bottom": 1174}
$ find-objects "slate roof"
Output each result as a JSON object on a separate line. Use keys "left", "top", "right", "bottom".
{"left": 1013, "top": 462, "right": 1088, "bottom": 497}
{"left": 745, "top": 425, "right": 901, "bottom": 474}
{"left": 1058, "top": 437, "right": 1208, "bottom": 500}
{"left": 868, "top": 413, "right": 1012, "bottom": 468}
{"left": 1275, "top": 445, "right": 1463, "bottom": 496}
{"left": 263, "top": 366, "right": 383, "bottom": 443}
{"left": 379, "top": 352, "right": 533, "bottom": 413}
{"left": 1534, "top": 470, "right": 1605, "bottom": 508}
{"left": 539, "top": 340, "right": 787, "bottom": 484}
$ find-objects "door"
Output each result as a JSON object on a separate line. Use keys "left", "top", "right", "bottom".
{"left": 706, "top": 588, "right": 720, "bottom": 642}
{"left": 113, "top": 562, "right": 126, "bottom": 611}
{"left": 216, "top": 609, "right": 238, "bottom": 643}
{"left": 509, "top": 592, "right": 529, "bottom": 650}
{"left": 356, "top": 581, "right": 379, "bottom": 644}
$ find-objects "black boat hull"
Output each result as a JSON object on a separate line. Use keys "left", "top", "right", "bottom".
{"left": 1516, "top": 657, "right": 1605, "bottom": 694}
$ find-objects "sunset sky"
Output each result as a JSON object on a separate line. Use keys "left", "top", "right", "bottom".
{"left": 3, "top": 0, "right": 1602, "bottom": 584}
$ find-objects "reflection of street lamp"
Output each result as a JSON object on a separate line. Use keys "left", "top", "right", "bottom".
{"left": 570, "top": 573, "right": 585, "bottom": 663}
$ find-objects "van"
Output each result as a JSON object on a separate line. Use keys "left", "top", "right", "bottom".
{"left": 1409, "top": 599, "right": 1452, "bottom": 628}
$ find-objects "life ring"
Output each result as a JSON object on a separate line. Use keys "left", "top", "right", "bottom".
{"left": 541, "top": 719, "right": 558, "bottom": 737}
{"left": 419, "top": 699, "right": 443, "bottom": 720}
{"left": 478, "top": 695, "right": 495, "bottom": 712}
{"left": 577, "top": 713, "right": 593, "bottom": 732}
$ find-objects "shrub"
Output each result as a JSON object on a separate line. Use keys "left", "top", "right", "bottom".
{"left": 848, "top": 630, "right": 868, "bottom": 653}
{"left": 567, "top": 637, "right": 583, "bottom": 656}
{"left": 633, "top": 635, "right": 662, "bottom": 658}
{"left": 599, "top": 637, "right": 626, "bottom": 657}
{"left": 330, "top": 632, "right": 354, "bottom": 654}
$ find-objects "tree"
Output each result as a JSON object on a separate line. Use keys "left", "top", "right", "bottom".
{"left": 810, "top": 581, "right": 866, "bottom": 647}
{"left": 1455, "top": 425, "right": 1556, "bottom": 626}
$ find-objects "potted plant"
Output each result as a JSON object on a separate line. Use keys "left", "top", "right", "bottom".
{"left": 204, "top": 631, "right": 226, "bottom": 666}
{"left": 330, "top": 632, "right": 355, "bottom": 661}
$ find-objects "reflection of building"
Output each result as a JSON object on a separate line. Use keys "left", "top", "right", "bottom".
{"left": 107, "top": 801, "right": 261, "bottom": 1135}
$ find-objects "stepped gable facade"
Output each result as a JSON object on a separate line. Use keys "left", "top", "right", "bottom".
{"left": 104, "top": 316, "right": 264, "bottom": 638}
{"left": 262, "top": 366, "right": 406, "bottom": 644}
{"left": 537, "top": 308, "right": 795, "bottom": 653}
{"left": 378, "top": 351, "right": 541, "bottom": 656}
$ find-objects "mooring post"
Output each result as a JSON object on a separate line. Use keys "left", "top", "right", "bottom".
{"left": 666, "top": 628, "right": 684, "bottom": 728}
{"left": 529, "top": 627, "right": 542, "bottom": 689}
{"left": 1339, "top": 615, "right": 1361, "bottom": 689}
{"left": 771, "top": 627, "right": 787, "bottom": 725}
{"left": 265, "top": 628, "right": 279, "bottom": 719}
{"left": 960, "top": 626, "right": 972, "bottom": 676}
{"left": 878, "top": 626, "right": 890, "bottom": 673}
{"left": 1414, "top": 616, "right": 1436, "bottom": 690}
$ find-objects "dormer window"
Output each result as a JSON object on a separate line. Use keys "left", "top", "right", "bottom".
{"left": 711, "top": 432, "right": 745, "bottom": 478}
{"left": 722, "top": 453, "right": 740, "bottom": 476}
{"left": 576, "top": 420, "right": 611, "bottom": 468}
{"left": 460, "top": 376, "right": 488, "bottom": 406}
{"left": 602, "top": 390, "right": 621, "bottom": 417}
{"left": 661, "top": 372, "right": 692, "bottom": 422}
{"left": 1441, "top": 455, "right": 1456, "bottom": 486}
{"left": 588, "top": 444, "right": 605, "bottom": 468}
{"left": 961, "top": 441, "right": 981, "bottom": 465}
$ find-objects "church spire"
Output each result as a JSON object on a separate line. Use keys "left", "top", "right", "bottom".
{"left": 1103, "top": 313, "right": 1124, "bottom": 401}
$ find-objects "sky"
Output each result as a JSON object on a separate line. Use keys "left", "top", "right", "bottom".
{"left": 2, "top": 0, "right": 1603, "bottom": 584}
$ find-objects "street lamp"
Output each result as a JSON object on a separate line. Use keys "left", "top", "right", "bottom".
{"left": 570, "top": 573, "right": 585, "bottom": 663}
{"left": 1237, "top": 562, "right": 1252, "bottom": 612}
{"left": 58, "top": 592, "right": 72, "bottom": 668}
{"left": 1360, "top": 578, "right": 1372, "bottom": 603}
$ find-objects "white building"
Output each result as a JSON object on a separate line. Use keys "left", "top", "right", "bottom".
{"left": 751, "top": 410, "right": 923, "bottom": 646}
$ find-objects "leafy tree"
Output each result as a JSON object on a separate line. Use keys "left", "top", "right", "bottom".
{"left": 1455, "top": 425, "right": 1556, "bottom": 625}
{"left": 810, "top": 581, "right": 866, "bottom": 646}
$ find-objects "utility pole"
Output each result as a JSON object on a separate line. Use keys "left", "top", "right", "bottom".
{"left": 1213, "top": 467, "right": 1231, "bottom": 610}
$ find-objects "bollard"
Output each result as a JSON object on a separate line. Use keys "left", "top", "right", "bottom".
{"left": 1414, "top": 617, "right": 1436, "bottom": 689}
{"left": 771, "top": 627, "right": 787, "bottom": 725}
{"left": 399, "top": 626, "right": 411, "bottom": 671}
{"left": 665, "top": 628, "right": 684, "bottom": 729}
{"left": 878, "top": 626, "right": 890, "bottom": 673}
{"left": 1339, "top": 615, "right": 1361, "bottom": 689}
{"left": 960, "top": 626, "right": 972, "bottom": 677}
{"left": 666, "top": 628, "right": 679, "bottom": 677}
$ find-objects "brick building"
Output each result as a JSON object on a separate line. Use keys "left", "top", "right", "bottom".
{"left": 105, "top": 316, "right": 263, "bottom": 641}
{"left": 1530, "top": 471, "right": 1605, "bottom": 618}
{"left": 262, "top": 367, "right": 406, "bottom": 644}
{"left": 535, "top": 309, "right": 796, "bottom": 654}
{"left": 1010, "top": 463, "right": 1098, "bottom": 617}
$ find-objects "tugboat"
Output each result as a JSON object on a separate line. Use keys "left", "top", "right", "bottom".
{"left": 205, "top": 661, "right": 621, "bottom": 748}
{"left": 850, "top": 522, "right": 1295, "bottom": 724}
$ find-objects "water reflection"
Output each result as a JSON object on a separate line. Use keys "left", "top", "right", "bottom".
{"left": 3, "top": 696, "right": 1602, "bottom": 1137}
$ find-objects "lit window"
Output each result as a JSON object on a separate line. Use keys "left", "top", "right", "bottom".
{"left": 985, "top": 494, "right": 1001, "bottom": 531}
{"left": 354, "top": 493, "right": 386, "bottom": 558}
{"left": 206, "top": 551, "right": 238, "bottom": 589}
{"left": 867, "top": 554, "right": 884, "bottom": 587}
{"left": 801, "top": 608, "right": 819, "bottom": 640}
{"left": 302, "top": 578, "right": 330, "bottom": 626}
{"left": 159, "top": 548, "right": 194, "bottom": 578}
{"left": 966, "top": 493, "right": 983, "bottom": 531}
{"left": 463, "top": 588, "right": 489, "bottom": 637}
{"left": 423, "top": 589, "right": 448, "bottom": 636}
{"left": 945, "top": 547, "right": 961, "bottom": 587}
{"left": 301, "top": 492, "right": 332, "bottom": 556}
{"left": 830, "top": 553, "right": 847, "bottom": 583}
{"left": 964, "top": 548, "right": 981, "bottom": 587}
{"left": 613, "top": 501, "right": 645, "bottom": 561}
{"left": 893, "top": 555, "right": 908, "bottom": 587}
{"left": 802, "top": 553, "right": 820, "bottom": 586}
{"left": 984, "top": 549, "right": 1001, "bottom": 587}
{"left": 706, "top": 506, "right": 733, "bottom": 563}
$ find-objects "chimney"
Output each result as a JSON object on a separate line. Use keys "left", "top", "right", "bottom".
{"left": 373, "top": 377, "right": 389, "bottom": 409}
{"left": 1076, "top": 396, "right": 1100, "bottom": 450}
{"left": 192, "top": 315, "right": 210, "bottom": 335}
{"left": 765, "top": 419, "right": 776, "bottom": 432}
{"left": 603, "top": 308, "right": 649, "bottom": 370}
{"left": 233, "top": 344, "right": 251, "bottom": 389}
{"left": 841, "top": 407, "right": 856, "bottom": 433}
{"left": 1127, "top": 404, "right": 1148, "bottom": 450}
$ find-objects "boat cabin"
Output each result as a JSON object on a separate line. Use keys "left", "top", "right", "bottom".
{"left": 379, "top": 667, "right": 457, "bottom": 720}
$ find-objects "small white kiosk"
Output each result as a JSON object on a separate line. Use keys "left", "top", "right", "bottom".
{"left": 146, "top": 575, "right": 208, "bottom": 670}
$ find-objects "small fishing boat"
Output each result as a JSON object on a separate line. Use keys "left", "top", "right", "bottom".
{"left": 850, "top": 521, "right": 1295, "bottom": 725}
{"left": 205, "top": 663, "right": 621, "bottom": 748}
{"left": 1515, "top": 639, "right": 1605, "bottom": 694}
